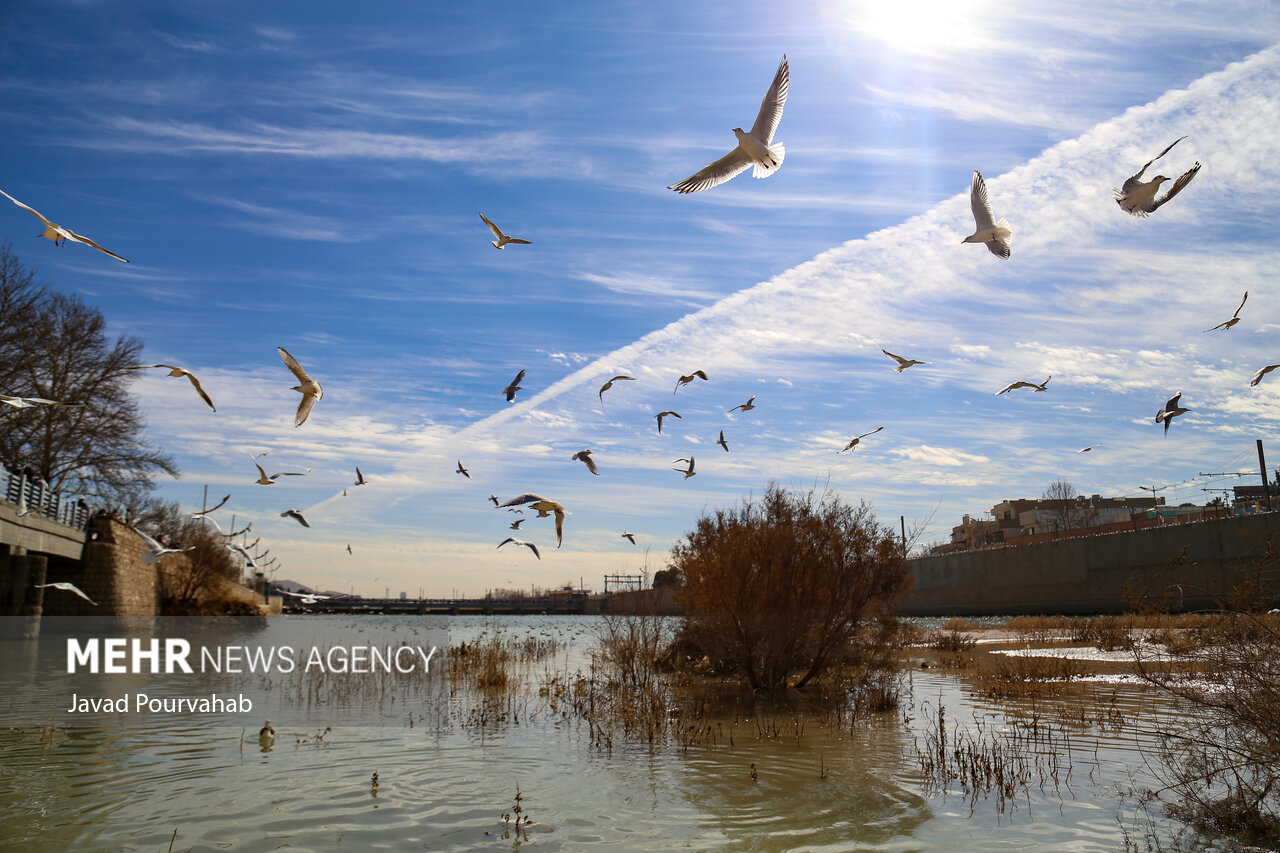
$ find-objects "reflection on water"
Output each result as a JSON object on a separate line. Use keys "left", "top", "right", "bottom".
{"left": 0, "top": 614, "right": 1219, "bottom": 851}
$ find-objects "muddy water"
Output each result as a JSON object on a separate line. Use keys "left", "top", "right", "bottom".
{"left": 0, "top": 615, "right": 1213, "bottom": 851}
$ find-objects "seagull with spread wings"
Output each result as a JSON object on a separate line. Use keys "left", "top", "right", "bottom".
{"left": 656, "top": 410, "right": 682, "bottom": 434}
{"left": 621, "top": 531, "right": 636, "bottom": 545}
{"left": 669, "top": 55, "right": 789, "bottom": 194}
{"left": 1155, "top": 391, "right": 1189, "bottom": 436}
{"left": 354, "top": 467, "right": 368, "bottom": 486}
{"left": 1251, "top": 364, "right": 1280, "bottom": 387}
{"left": 134, "top": 528, "right": 194, "bottom": 564}
{"left": 497, "top": 537, "right": 541, "bottom": 559}
{"left": 0, "top": 189, "right": 129, "bottom": 262}
{"left": 961, "top": 171, "right": 1011, "bottom": 259}
{"left": 497, "top": 494, "right": 567, "bottom": 547}
{"left": 35, "top": 582, "right": 97, "bottom": 605}
{"left": 1204, "top": 292, "right": 1248, "bottom": 332}
{"left": 479, "top": 212, "right": 532, "bottom": 249}
{"left": 1114, "top": 137, "right": 1201, "bottom": 216}
{"left": 129, "top": 364, "right": 216, "bottom": 411}
{"left": 456, "top": 460, "right": 471, "bottom": 479}
{"left": 598, "top": 374, "right": 635, "bottom": 404}
{"left": 729, "top": 396, "right": 756, "bottom": 413}
{"left": 189, "top": 494, "right": 231, "bottom": 516}
{"left": 995, "top": 376, "right": 1051, "bottom": 395}
{"left": 502, "top": 369, "right": 526, "bottom": 402}
{"left": 673, "top": 457, "right": 696, "bottom": 479}
{"left": 281, "top": 509, "right": 311, "bottom": 528}
{"left": 1, "top": 394, "right": 79, "bottom": 408}
{"left": 839, "top": 427, "right": 883, "bottom": 453}
{"left": 278, "top": 347, "right": 323, "bottom": 427}
{"left": 674, "top": 370, "right": 708, "bottom": 394}
{"left": 716, "top": 430, "right": 729, "bottom": 452}
{"left": 882, "top": 349, "right": 927, "bottom": 372}
{"left": 251, "top": 455, "right": 309, "bottom": 485}
{"left": 571, "top": 449, "right": 599, "bottom": 475}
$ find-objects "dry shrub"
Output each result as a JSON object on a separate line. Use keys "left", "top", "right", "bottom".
{"left": 975, "top": 653, "right": 1084, "bottom": 698}
{"left": 1004, "top": 615, "right": 1074, "bottom": 645}
{"left": 671, "top": 483, "right": 910, "bottom": 690}
{"left": 927, "top": 629, "right": 976, "bottom": 653}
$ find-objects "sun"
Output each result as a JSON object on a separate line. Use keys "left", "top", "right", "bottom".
{"left": 848, "top": 0, "right": 990, "bottom": 55}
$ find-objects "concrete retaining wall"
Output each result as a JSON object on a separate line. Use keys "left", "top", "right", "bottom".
{"left": 902, "top": 512, "right": 1280, "bottom": 616}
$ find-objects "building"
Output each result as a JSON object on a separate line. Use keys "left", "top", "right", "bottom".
{"left": 946, "top": 494, "right": 1167, "bottom": 552}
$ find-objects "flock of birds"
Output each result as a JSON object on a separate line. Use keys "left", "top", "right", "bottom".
{"left": 0, "top": 52, "right": 1269, "bottom": 592}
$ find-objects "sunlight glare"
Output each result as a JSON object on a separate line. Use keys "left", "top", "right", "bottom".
{"left": 852, "top": 0, "right": 989, "bottom": 55}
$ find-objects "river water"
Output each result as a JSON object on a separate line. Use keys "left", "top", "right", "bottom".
{"left": 0, "top": 614, "right": 1221, "bottom": 851}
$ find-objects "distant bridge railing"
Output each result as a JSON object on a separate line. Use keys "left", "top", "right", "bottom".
{"left": 3, "top": 468, "right": 90, "bottom": 530}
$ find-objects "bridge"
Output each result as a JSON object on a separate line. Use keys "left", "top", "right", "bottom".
{"left": 280, "top": 595, "right": 595, "bottom": 615}
{"left": 1, "top": 469, "right": 90, "bottom": 560}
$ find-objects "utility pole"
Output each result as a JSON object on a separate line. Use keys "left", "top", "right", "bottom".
{"left": 1259, "top": 439, "right": 1272, "bottom": 511}
{"left": 900, "top": 515, "right": 907, "bottom": 556}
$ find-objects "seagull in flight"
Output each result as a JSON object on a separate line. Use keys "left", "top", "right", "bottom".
{"left": 455, "top": 460, "right": 470, "bottom": 479}
{"left": 1076, "top": 444, "right": 1100, "bottom": 453}
{"left": 673, "top": 457, "right": 696, "bottom": 479}
{"left": 962, "top": 171, "right": 1011, "bottom": 259}
{"left": 1, "top": 394, "right": 79, "bottom": 408}
{"left": 669, "top": 55, "right": 789, "bottom": 194}
{"left": 0, "top": 188, "right": 129, "bottom": 262}
{"left": 729, "top": 396, "right": 756, "bottom": 413}
{"left": 1114, "top": 137, "right": 1201, "bottom": 216}
{"left": 509, "top": 517, "right": 525, "bottom": 530}
{"left": 995, "top": 376, "right": 1051, "bottom": 395}
{"left": 281, "top": 509, "right": 311, "bottom": 528}
{"left": 839, "top": 427, "right": 883, "bottom": 453}
{"left": 128, "top": 364, "right": 216, "bottom": 411}
{"left": 189, "top": 494, "right": 231, "bottom": 517}
{"left": 882, "top": 349, "right": 927, "bottom": 372}
{"left": 621, "top": 531, "right": 636, "bottom": 545}
{"left": 1155, "top": 391, "right": 1189, "bottom": 436}
{"left": 497, "top": 494, "right": 567, "bottom": 547}
{"left": 656, "top": 410, "right": 682, "bottom": 434}
{"left": 251, "top": 456, "right": 309, "bottom": 485}
{"left": 1251, "top": 364, "right": 1280, "bottom": 387}
{"left": 502, "top": 369, "right": 526, "bottom": 402}
{"left": 489, "top": 494, "right": 501, "bottom": 507}
{"left": 479, "top": 212, "right": 531, "bottom": 249}
{"left": 35, "top": 582, "right": 97, "bottom": 605}
{"left": 597, "top": 374, "right": 635, "bottom": 404}
{"left": 674, "top": 370, "right": 708, "bottom": 394}
{"left": 354, "top": 467, "right": 368, "bottom": 486}
{"left": 571, "top": 449, "right": 599, "bottom": 475}
{"left": 133, "top": 528, "right": 194, "bottom": 564}
{"left": 1204, "top": 292, "right": 1248, "bottom": 332}
{"left": 497, "top": 537, "right": 541, "bottom": 559}
{"left": 716, "top": 430, "right": 729, "bottom": 452}
{"left": 278, "top": 347, "right": 323, "bottom": 427}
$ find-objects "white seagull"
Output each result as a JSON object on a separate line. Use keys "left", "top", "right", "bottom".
{"left": 571, "top": 449, "right": 599, "bottom": 475}
{"left": 882, "top": 349, "right": 927, "bottom": 372}
{"left": 134, "top": 528, "right": 194, "bottom": 564}
{"left": 668, "top": 55, "right": 789, "bottom": 194}
{"left": 729, "top": 396, "right": 756, "bottom": 413}
{"left": 621, "top": 531, "right": 636, "bottom": 545}
{"left": 1204, "top": 292, "right": 1248, "bottom": 332}
{"left": 0, "top": 188, "right": 129, "bottom": 262}
{"left": 251, "top": 456, "right": 309, "bottom": 485}
{"left": 456, "top": 460, "right": 470, "bottom": 479}
{"left": 35, "top": 582, "right": 98, "bottom": 605}
{"left": 839, "top": 426, "right": 883, "bottom": 453}
{"left": 281, "top": 509, "right": 311, "bottom": 528}
{"left": 995, "top": 376, "right": 1051, "bottom": 395}
{"left": 278, "top": 347, "right": 323, "bottom": 427}
{"left": 1251, "top": 364, "right": 1280, "bottom": 387}
{"left": 1114, "top": 137, "right": 1201, "bottom": 216}
{"left": 1076, "top": 444, "right": 1100, "bottom": 453}
{"left": 1155, "top": 391, "right": 1189, "bottom": 436}
{"left": 673, "top": 457, "right": 696, "bottom": 479}
{"left": 717, "top": 429, "right": 729, "bottom": 452}
{"left": 497, "top": 494, "right": 568, "bottom": 547}
{"left": 497, "top": 537, "right": 541, "bottom": 559}
{"left": 129, "top": 364, "right": 216, "bottom": 411}
{"left": 1, "top": 394, "right": 80, "bottom": 408}
{"left": 479, "top": 212, "right": 531, "bottom": 249}
{"left": 962, "top": 171, "right": 1011, "bottom": 259}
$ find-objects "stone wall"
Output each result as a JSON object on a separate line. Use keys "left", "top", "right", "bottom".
{"left": 41, "top": 515, "right": 161, "bottom": 631}
{"left": 902, "top": 512, "right": 1280, "bottom": 616}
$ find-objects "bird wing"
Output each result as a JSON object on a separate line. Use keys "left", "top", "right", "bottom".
{"left": 969, "top": 171, "right": 996, "bottom": 232}
{"left": 1130, "top": 135, "right": 1187, "bottom": 182}
{"left": 498, "top": 493, "right": 546, "bottom": 509}
{"left": 0, "top": 188, "right": 55, "bottom": 228}
{"left": 191, "top": 494, "right": 231, "bottom": 516}
{"left": 1251, "top": 365, "right": 1279, "bottom": 387}
{"left": 277, "top": 346, "right": 313, "bottom": 386}
{"left": 133, "top": 527, "right": 165, "bottom": 554}
{"left": 748, "top": 55, "right": 789, "bottom": 144}
{"left": 1234, "top": 291, "right": 1249, "bottom": 319}
{"left": 525, "top": 541, "right": 541, "bottom": 559}
{"left": 505, "top": 238, "right": 532, "bottom": 245}
{"left": 510, "top": 368, "right": 526, "bottom": 386}
{"left": 479, "top": 212, "right": 505, "bottom": 241}
{"left": 668, "top": 147, "right": 754, "bottom": 194}
{"left": 1149, "top": 162, "right": 1201, "bottom": 212}
{"left": 859, "top": 427, "right": 884, "bottom": 440}
{"left": 882, "top": 349, "right": 907, "bottom": 366}
{"left": 294, "top": 392, "right": 318, "bottom": 427}
{"left": 1165, "top": 391, "right": 1183, "bottom": 411}
{"left": 552, "top": 508, "right": 564, "bottom": 547}
{"left": 180, "top": 370, "right": 216, "bottom": 411}
{"left": 577, "top": 453, "right": 599, "bottom": 475}
{"left": 63, "top": 227, "right": 129, "bottom": 262}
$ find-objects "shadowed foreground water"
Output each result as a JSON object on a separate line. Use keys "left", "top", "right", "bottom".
{"left": 0, "top": 614, "right": 1223, "bottom": 851}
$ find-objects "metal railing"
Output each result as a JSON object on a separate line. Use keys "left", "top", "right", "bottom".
{"left": 3, "top": 468, "right": 90, "bottom": 529}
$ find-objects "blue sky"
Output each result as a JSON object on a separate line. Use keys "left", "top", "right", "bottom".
{"left": 3, "top": 1, "right": 1280, "bottom": 597}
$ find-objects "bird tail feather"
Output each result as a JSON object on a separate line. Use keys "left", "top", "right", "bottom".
{"left": 752, "top": 142, "right": 785, "bottom": 178}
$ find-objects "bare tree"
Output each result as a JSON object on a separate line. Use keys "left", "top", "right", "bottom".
{"left": 1041, "top": 478, "right": 1091, "bottom": 531}
{"left": 0, "top": 282, "right": 176, "bottom": 503}
{"left": 0, "top": 241, "right": 47, "bottom": 396}
{"left": 669, "top": 483, "right": 910, "bottom": 690}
